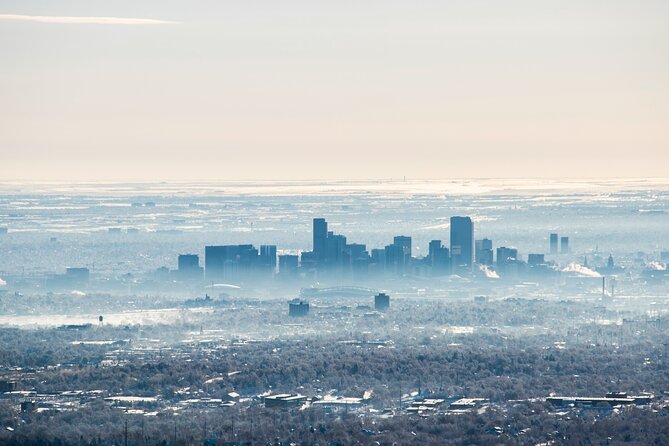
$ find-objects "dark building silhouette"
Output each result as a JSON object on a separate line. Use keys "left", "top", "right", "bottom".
{"left": 374, "top": 292, "right": 390, "bottom": 311}
{"left": 205, "top": 244, "right": 265, "bottom": 281}
{"left": 475, "top": 238, "right": 493, "bottom": 265}
{"left": 496, "top": 246, "right": 519, "bottom": 275}
{"left": 279, "top": 254, "right": 299, "bottom": 278}
{"left": 178, "top": 254, "right": 203, "bottom": 280}
{"left": 450, "top": 216, "right": 474, "bottom": 271}
{"left": 324, "top": 232, "right": 347, "bottom": 270}
{"left": 384, "top": 236, "right": 412, "bottom": 275}
{"left": 313, "top": 218, "right": 328, "bottom": 259}
{"left": 370, "top": 248, "right": 386, "bottom": 274}
{"left": 304, "top": 218, "right": 372, "bottom": 276}
{"left": 346, "top": 243, "right": 370, "bottom": 277}
{"left": 550, "top": 233, "right": 559, "bottom": 254}
{"left": 288, "top": 299, "right": 309, "bottom": 317}
{"left": 428, "top": 240, "right": 451, "bottom": 275}
{"left": 259, "top": 245, "right": 277, "bottom": 274}
{"left": 393, "top": 236, "right": 412, "bottom": 271}
{"left": 561, "top": 236, "right": 569, "bottom": 254}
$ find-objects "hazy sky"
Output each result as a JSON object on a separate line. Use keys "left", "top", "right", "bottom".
{"left": 1, "top": 1, "right": 667, "bottom": 181}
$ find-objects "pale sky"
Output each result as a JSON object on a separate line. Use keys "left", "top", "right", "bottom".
{"left": 1, "top": 0, "right": 667, "bottom": 181}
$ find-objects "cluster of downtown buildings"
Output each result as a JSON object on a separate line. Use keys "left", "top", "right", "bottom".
{"left": 175, "top": 217, "right": 574, "bottom": 283}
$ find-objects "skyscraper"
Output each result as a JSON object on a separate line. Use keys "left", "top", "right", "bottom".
{"left": 259, "top": 245, "right": 277, "bottom": 274}
{"left": 279, "top": 254, "right": 299, "bottom": 278}
{"left": 205, "top": 244, "right": 259, "bottom": 281}
{"left": 393, "top": 236, "right": 412, "bottom": 259}
{"left": 450, "top": 216, "right": 474, "bottom": 270}
{"left": 496, "top": 246, "right": 519, "bottom": 275}
{"left": 428, "top": 240, "right": 450, "bottom": 275}
{"left": 393, "top": 236, "right": 412, "bottom": 273}
{"left": 475, "top": 238, "right": 494, "bottom": 265}
{"left": 178, "top": 254, "right": 203, "bottom": 280}
{"left": 313, "top": 218, "right": 327, "bottom": 259}
{"left": 561, "top": 236, "right": 569, "bottom": 254}
{"left": 550, "top": 233, "right": 558, "bottom": 254}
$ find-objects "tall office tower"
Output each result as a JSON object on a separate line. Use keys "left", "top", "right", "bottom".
{"left": 428, "top": 240, "right": 450, "bottom": 275}
{"left": 393, "top": 236, "right": 412, "bottom": 272}
{"left": 475, "top": 238, "right": 494, "bottom": 265}
{"left": 429, "top": 239, "right": 442, "bottom": 260}
{"left": 560, "top": 236, "right": 569, "bottom": 254}
{"left": 178, "top": 254, "right": 200, "bottom": 271}
{"left": 496, "top": 246, "right": 519, "bottom": 275}
{"left": 205, "top": 244, "right": 259, "bottom": 281}
{"left": 450, "top": 216, "right": 474, "bottom": 270}
{"left": 204, "top": 245, "right": 226, "bottom": 281}
{"left": 259, "top": 245, "right": 277, "bottom": 273}
{"left": 550, "top": 233, "right": 559, "bottom": 254}
{"left": 313, "top": 218, "right": 328, "bottom": 258}
{"left": 278, "top": 254, "right": 299, "bottom": 277}
{"left": 393, "top": 236, "right": 412, "bottom": 258}
{"left": 370, "top": 248, "right": 386, "bottom": 274}
{"left": 345, "top": 243, "right": 369, "bottom": 276}
{"left": 384, "top": 243, "right": 403, "bottom": 274}
{"left": 178, "top": 254, "right": 202, "bottom": 279}
{"left": 324, "top": 232, "right": 347, "bottom": 269}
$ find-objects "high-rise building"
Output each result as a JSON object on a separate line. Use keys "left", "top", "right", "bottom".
{"left": 279, "top": 254, "right": 299, "bottom": 277}
{"left": 313, "top": 218, "right": 328, "bottom": 259}
{"left": 370, "top": 248, "right": 386, "bottom": 274}
{"left": 428, "top": 240, "right": 450, "bottom": 275}
{"left": 550, "top": 233, "right": 559, "bottom": 254}
{"left": 384, "top": 236, "right": 412, "bottom": 274}
{"left": 323, "top": 232, "right": 347, "bottom": 270}
{"left": 384, "top": 243, "right": 403, "bottom": 274}
{"left": 178, "top": 254, "right": 199, "bottom": 271}
{"left": 393, "top": 236, "right": 412, "bottom": 262}
{"left": 475, "top": 238, "right": 494, "bottom": 265}
{"left": 178, "top": 254, "right": 203, "bottom": 280}
{"left": 259, "top": 245, "right": 277, "bottom": 273}
{"left": 450, "top": 216, "right": 474, "bottom": 270}
{"left": 205, "top": 244, "right": 259, "bottom": 281}
{"left": 496, "top": 246, "right": 519, "bottom": 275}
{"left": 561, "top": 236, "right": 569, "bottom": 254}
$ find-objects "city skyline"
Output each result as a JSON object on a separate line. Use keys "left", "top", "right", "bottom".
{"left": 2, "top": 2, "right": 669, "bottom": 444}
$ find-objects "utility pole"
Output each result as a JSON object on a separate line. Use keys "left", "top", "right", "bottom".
{"left": 173, "top": 418, "right": 177, "bottom": 445}
{"left": 124, "top": 419, "right": 128, "bottom": 446}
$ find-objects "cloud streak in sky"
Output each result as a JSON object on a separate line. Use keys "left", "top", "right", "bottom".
{"left": 0, "top": 14, "right": 177, "bottom": 25}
